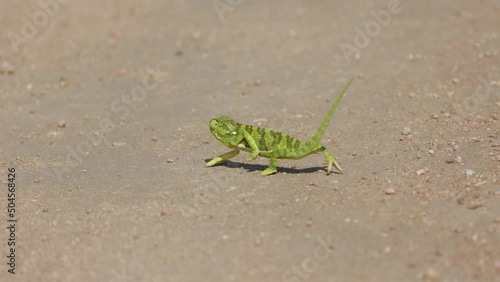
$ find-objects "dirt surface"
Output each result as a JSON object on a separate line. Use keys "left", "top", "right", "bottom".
{"left": 1, "top": 0, "right": 499, "bottom": 281}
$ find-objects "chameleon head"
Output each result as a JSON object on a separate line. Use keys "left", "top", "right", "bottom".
{"left": 209, "top": 116, "right": 240, "bottom": 147}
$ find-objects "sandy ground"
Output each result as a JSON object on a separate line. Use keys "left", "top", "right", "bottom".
{"left": 1, "top": 0, "right": 499, "bottom": 281}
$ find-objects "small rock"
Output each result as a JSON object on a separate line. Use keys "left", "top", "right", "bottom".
{"left": 305, "top": 218, "right": 314, "bottom": 227}
{"left": 0, "top": 61, "right": 15, "bottom": 75}
{"left": 59, "top": 76, "right": 68, "bottom": 88}
{"left": 384, "top": 188, "right": 396, "bottom": 195}
{"left": 253, "top": 118, "right": 268, "bottom": 126}
{"left": 468, "top": 199, "right": 483, "bottom": 210}
{"left": 160, "top": 208, "right": 172, "bottom": 216}
{"left": 428, "top": 149, "right": 435, "bottom": 155}
{"left": 465, "top": 169, "right": 474, "bottom": 176}
{"left": 416, "top": 169, "right": 426, "bottom": 175}
{"left": 445, "top": 155, "right": 455, "bottom": 163}
{"left": 402, "top": 127, "right": 411, "bottom": 135}
{"left": 57, "top": 120, "right": 67, "bottom": 128}
{"left": 422, "top": 268, "right": 440, "bottom": 281}
{"left": 166, "top": 159, "right": 174, "bottom": 163}
{"left": 192, "top": 32, "right": 201, "bottom": 40}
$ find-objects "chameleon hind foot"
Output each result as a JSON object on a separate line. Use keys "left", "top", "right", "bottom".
{"left": 261, "top": 158, "right": 278, "bottom": 176}
{"left": 323, "top": 148, "right": 343, "bottom": 174}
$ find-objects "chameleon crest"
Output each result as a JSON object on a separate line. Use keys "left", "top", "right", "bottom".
{"left": 207, "top": 77, "right": 354, "bottom": 176}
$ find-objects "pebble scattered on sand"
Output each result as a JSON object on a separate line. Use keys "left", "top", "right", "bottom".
{"left": 58, "top": 120, "right": 67, "bottom": 128}
{"left": 416, "top": 168, "right": 426, "bottom": 175}
{"left": 0, "top": 61, "right": 15, "bottom": 75}
{"left": 402, "top": 127, "right": 411, "bottom": 135}
{"left": 465, "top": 169, "right": 474, "bottom": 176}
{"left": 384, "top": 188, "right": 395, "bottom": 195}
{"left": 59, "top": 76, "right": 68, "bottom": 88}
{"left": 468, "top": 199, "right": 483, "bottom": 210}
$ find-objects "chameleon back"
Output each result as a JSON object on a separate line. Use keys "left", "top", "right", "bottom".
{"left": 237, "top": 124, "right": 315, "bottom": 159}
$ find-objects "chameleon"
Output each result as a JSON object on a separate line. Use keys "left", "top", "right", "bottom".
{"left": 206, "top": 76, "right": 354, "bottom": 176}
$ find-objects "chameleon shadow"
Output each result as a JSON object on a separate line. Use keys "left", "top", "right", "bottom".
{"left": 204, "top": 159, "right": 341, "bottom": 175}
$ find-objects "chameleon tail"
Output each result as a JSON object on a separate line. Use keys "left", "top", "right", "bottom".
{"left": 307, "top": 76, "right": 354, "bottom": 146}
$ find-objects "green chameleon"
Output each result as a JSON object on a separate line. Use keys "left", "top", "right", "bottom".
{"left": 206, "top": 76, "right": 354, "bottom": 176}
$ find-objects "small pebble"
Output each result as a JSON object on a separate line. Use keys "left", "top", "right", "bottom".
{"left": 416, "top": 169, "right": 426, "bottom": 175}
{"left": 384, "top": 188, "right": 395, "bottom": 195}
{"left": 428, "top": 149, "right": 435, "bottom": 155}
{"left": 0, "top": 61, "right": 15, "bottom": 75}
{"left": 57, "top": 120, "right": 67, "bottom": 128}
{"left": 445, "top": 155, "right": 455, "bottom": 163}
{"left": 167, "top": 159, "right": 174, "bottom": 163}
{"left": 192, "top": 32, "right": 201, "bottom": 40}
{"left": 305, "top": 219, "right": 313, "bottom": 227}
{"left": 468, "top": 199, "right": 483, "bottom": 210}
{"left": 59, "top": 76, "right": 68, "bottom": 88}
{"left": 422, "top": 268, "right": 440, "bottom": 281}
{"left": 465, "top": 169, "right": 474, "bottom": 176}
{"left": 160, "top": 208, "right": 172, "bottom": 216}
{"left": 402, "top": 127, "right": 411, "bottom": 135}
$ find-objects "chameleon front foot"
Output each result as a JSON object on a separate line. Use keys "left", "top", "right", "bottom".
{"left": 206, "top": 149, "right": 239, "bottom": 167}
{"left": 261, "top": 158, "right": 278, "bottom": 176}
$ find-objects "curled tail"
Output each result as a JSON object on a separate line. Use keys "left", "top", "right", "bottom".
{"left": 308, "top": 76, "right": 354, "bottom": 146}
